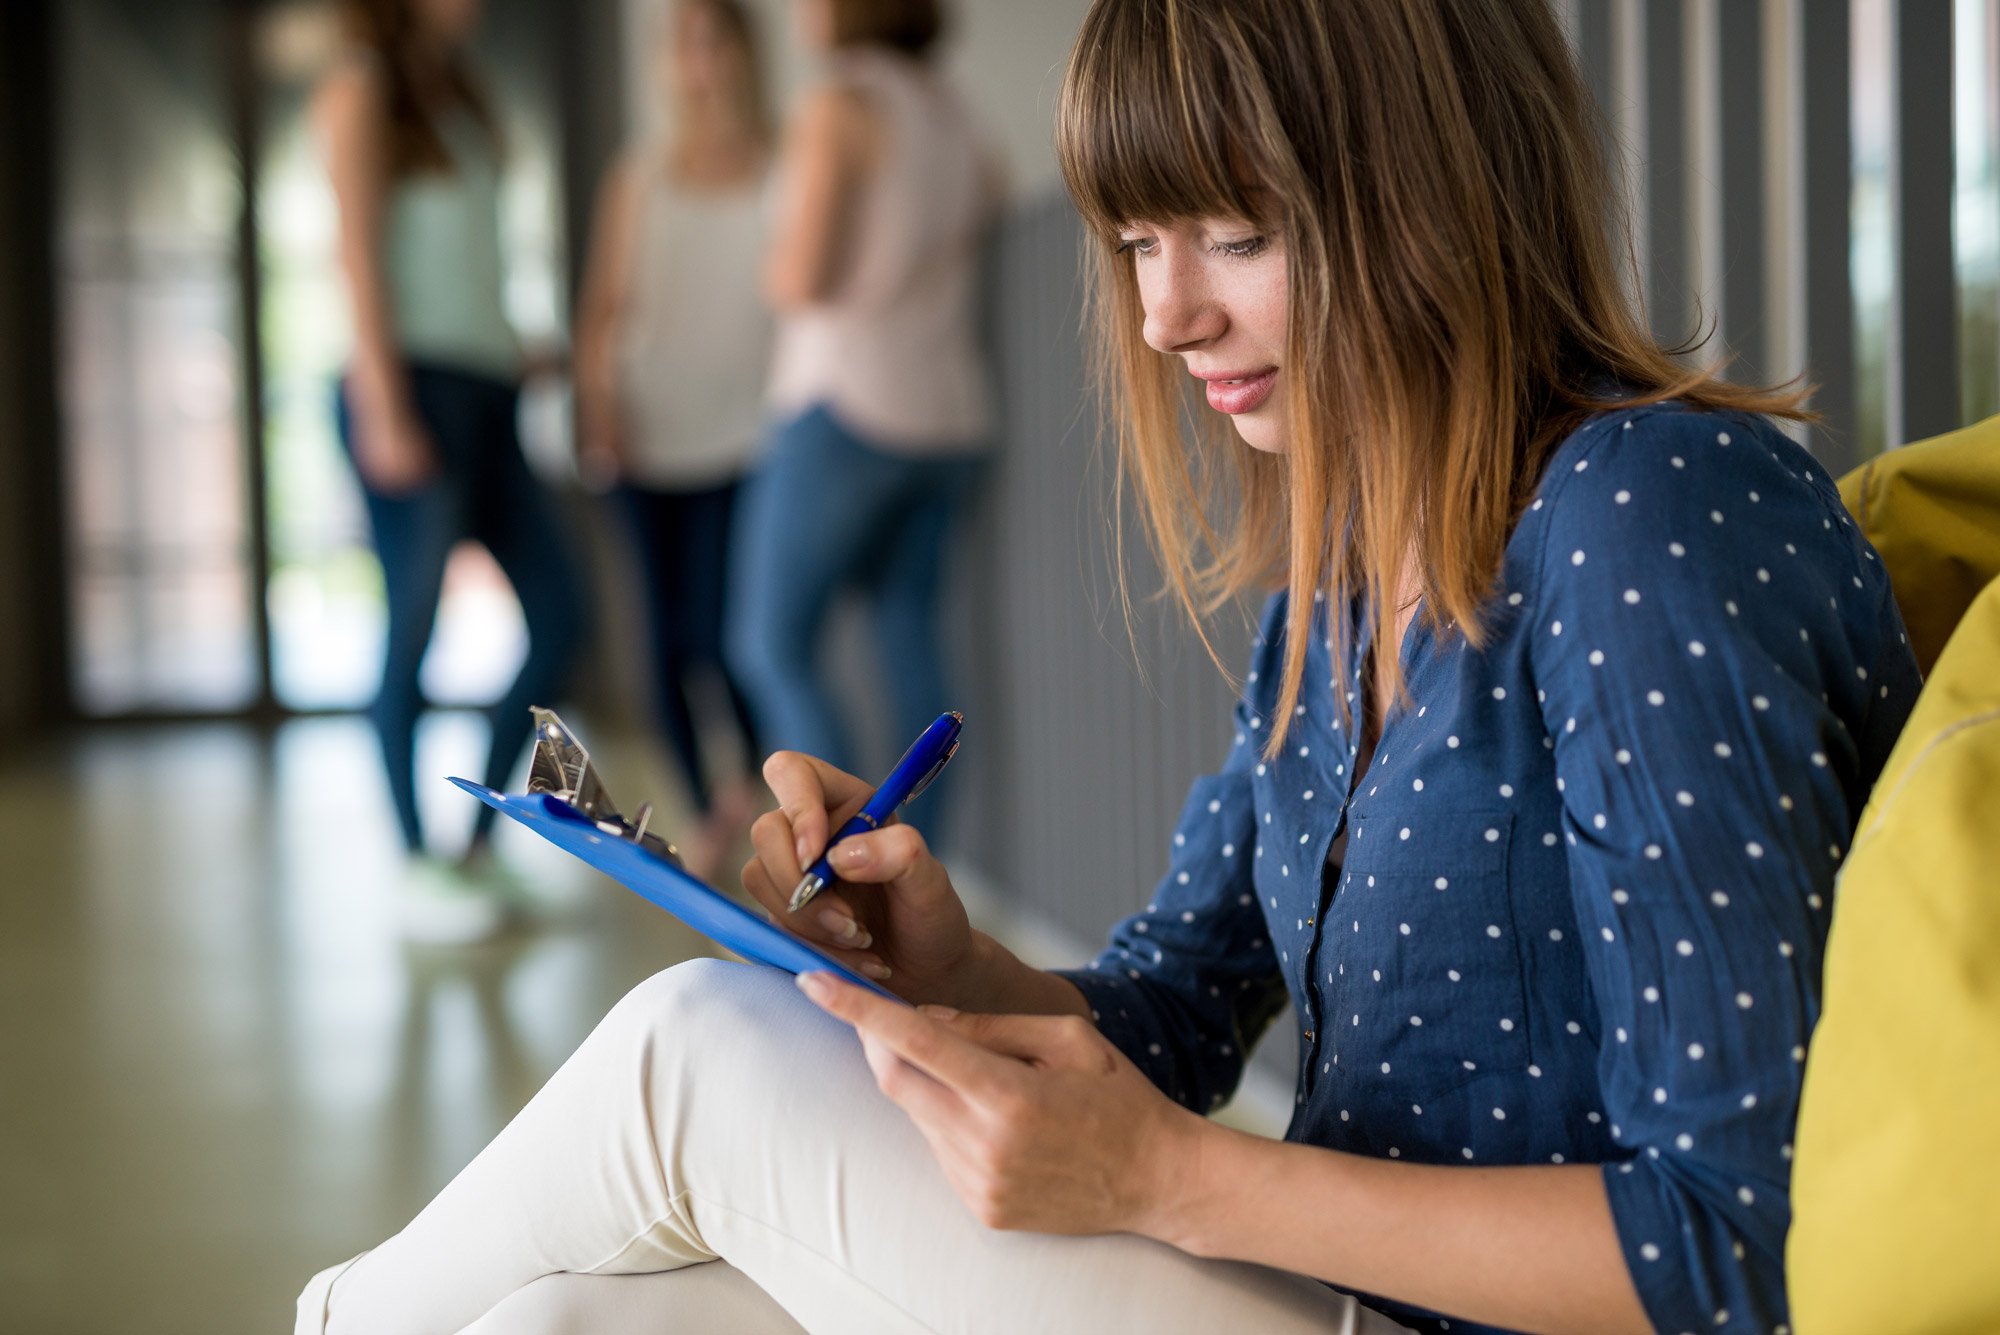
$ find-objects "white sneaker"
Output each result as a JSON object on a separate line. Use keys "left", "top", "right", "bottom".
{"left": 397, "top": 856, "right": 507, "bottom": 945}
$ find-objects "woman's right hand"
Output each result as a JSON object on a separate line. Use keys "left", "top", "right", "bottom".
{"left": 744, "top": 750, "right": 988, "bottom": 1009}
{"left": 355, "top": 409, "right": 439, "bottom": 494}
{"left": 575, "top": 396, "right": 630, "bottom": 484}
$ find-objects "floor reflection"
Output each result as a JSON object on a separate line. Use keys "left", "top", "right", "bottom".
{"left": 0, "top": 714, "right": 715, "bottom": 1335}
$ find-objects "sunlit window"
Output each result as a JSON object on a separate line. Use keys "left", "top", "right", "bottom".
{"left": 59, "top": 0, "right": 258, "bottom": 714}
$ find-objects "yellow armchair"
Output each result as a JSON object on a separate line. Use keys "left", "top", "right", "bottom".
{"left": 1837, "top": 415, "right": 2000, "bottom": 675}
{"left": 1789, "top": 418, "right": 2000, "bottom": 1333}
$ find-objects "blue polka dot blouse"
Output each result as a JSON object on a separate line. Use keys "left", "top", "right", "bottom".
{"left": 1059, "top": 406, "right": 1921, "bottom": 1335}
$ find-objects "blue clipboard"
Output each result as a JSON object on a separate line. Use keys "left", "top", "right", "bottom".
{"left": 450, "top": 777, "right": 898, "bottom": 999}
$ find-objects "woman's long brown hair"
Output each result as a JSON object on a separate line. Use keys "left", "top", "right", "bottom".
{"left": 827, "top": 0, "right": 945, "bottom": 56}
{"left": 341, "top": 0, "right": 501, "bottom": 177}
{"left": 1057, "top": 0, "right": 1809, "bottom": 756}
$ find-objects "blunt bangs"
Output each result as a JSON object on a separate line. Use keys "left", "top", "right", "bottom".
{"left": 1056, "top": 0, "right": 1273, "bottom": 239}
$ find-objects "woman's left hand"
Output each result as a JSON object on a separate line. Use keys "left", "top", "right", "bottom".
{"left": 796, "top": 971, "right": 1211, "bottom": 1239}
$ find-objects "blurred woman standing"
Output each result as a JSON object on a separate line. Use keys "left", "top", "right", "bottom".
{"left": 728, "top": 0, "right": 999, "bottom": 838}
{"left": 317, "top": 0, "right": 585, "bottom": 940}
{"left": 575, "top": 0, "right": 773, "bottom": 882}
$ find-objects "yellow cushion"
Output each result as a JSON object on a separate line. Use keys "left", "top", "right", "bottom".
{"left": 1838, "top": 416, "right": 2000, "bottom": 675}
{"left": 1787, "top": 572, "right": 2000, "bottom": 1333}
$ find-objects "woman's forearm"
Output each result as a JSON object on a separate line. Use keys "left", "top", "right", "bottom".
{"left": 318, "top": 66, "right": 411, "bottom": 428}
{"left": 764, "top": 87, "right": 869, "bottom": 311}
{"left": 1159, "top": 1123, "right": 1651, "bottom": 1335}
{"left": 573, "top": 160, "right": 634, "bottom": 434}
{"left": 339, "top": 239, "right": 411, "bottom": 423}
{"left": 570, "top": 306, "right": 619, "bottom": 433}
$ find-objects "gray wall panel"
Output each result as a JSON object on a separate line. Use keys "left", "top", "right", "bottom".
{"left": 1891, "top": 1, "right": 1961, "bottom": 445}
{"left": 1718, "top": 1, "right": 1769, "bottom": 385}
{"left": 1800, "top": 0, "right": 1858, "bottom": 464}
{"left": 1644, "top": 0, "right": 1695, "bottom": 347}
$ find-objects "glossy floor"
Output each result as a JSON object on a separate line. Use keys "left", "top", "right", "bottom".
{"left": 0, "top": 715, "right": 721, "bottom": 1335}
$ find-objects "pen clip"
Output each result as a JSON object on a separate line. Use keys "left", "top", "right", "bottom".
{"left": 902, "top": 737, "right": 960, "bottom": 803}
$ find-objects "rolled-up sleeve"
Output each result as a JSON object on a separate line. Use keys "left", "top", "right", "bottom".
{"left": 1524, "top": 411, "right": 1910, "bottom": 1333}
{"left": 1057, "top": 611, "right": 1292, "bottom": 1114}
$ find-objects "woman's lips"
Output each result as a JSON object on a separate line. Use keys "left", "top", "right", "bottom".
{"left": 1202, "top": 368, "right": 1278, "bottom": 415}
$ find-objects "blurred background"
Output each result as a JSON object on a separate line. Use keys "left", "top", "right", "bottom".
{"left": 0, "top": 1, "right": 1988, "bottom": 1330}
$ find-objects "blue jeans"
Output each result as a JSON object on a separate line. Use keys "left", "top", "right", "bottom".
{"left": 726, "top": 405, "right": 981, "bottom": 838}
{"left": 337, "top": 361, "right": 587, "bottom": 855}
{"left": 618, "top": 479, "right": 760, "bottom": 815}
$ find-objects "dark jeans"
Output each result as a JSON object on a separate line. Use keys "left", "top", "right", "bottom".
{"left": 337, "top": 361, "right": 587, "bottom": 855}
{"left": 618, "top": 478, "right": 760, "bottom": 815}
{"left": 725, "top": 404, "right": 982, "bottom": 841}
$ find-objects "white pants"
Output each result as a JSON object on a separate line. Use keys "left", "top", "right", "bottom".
{"left": 296, "top": 958, "right": 1410, "bottom": 1335}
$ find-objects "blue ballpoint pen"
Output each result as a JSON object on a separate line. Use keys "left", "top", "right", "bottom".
{"left": 787, "top": 711, "right": 964, "bottom": 913}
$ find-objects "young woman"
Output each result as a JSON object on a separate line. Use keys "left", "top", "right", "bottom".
{"left": 318, "top": 0, "right": 585, "bottom": 939}
{"left": 725, "top": 0, "right": 1000, "bottom": 839}
{"left": 298, "top": 1, "right": 1918, "bottom": 1331}
{"left": 575, "top": 0, "right": 773, "bottom": 881}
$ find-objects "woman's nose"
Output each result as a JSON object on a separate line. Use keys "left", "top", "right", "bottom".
{"left": 1140, "top": 255, "right": 1225, "bottom": 354}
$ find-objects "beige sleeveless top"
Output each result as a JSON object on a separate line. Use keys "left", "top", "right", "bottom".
{"left": 615, "top": 158, "right": 773, "bottom": 488}
{"left": 766, "top": 50, "right": 994, "bottom": 454}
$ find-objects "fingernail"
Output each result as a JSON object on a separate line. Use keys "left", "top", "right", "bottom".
{"left": 833, "top": 841, "right": 869, "bottom": 869}
{"left": 918, "top": 1003, "right": 959, "bottom": 1020}
{"left": 859, "top": 960, "right": 892, "bottom": 981}
{"left": 796, "top": 971, "right": 835, "bottom": 998}
{"left": 795, "top": 834, "right": 812, "bottom": 865}
{"left": 816, "top": 908, "right": 867, "bottom": 947}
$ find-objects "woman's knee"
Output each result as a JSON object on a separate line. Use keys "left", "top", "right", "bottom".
{"left": 598, "top": 959, "right": 814, "bottom": 1065}
{"left": 588, "top": 961, "right": 863, "bottom": 1153}
{"left": 607, "top": 957, "right": 734, "bottom": 1025}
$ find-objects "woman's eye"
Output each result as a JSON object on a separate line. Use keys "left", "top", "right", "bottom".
{"left": 1114, "top": 236, "right": 1157, "bottom": 257}
{"left": 1213, "top": 235, "right": 1271, "bottom": 259}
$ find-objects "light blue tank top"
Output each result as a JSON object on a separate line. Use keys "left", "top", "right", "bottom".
{"left": 383, "top": 110, "right": 517, "bottom": 378}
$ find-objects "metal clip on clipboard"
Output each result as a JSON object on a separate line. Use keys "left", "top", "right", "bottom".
{"left": 458, "top": 710, "right": 898, "bottom": 998}
{"left": 526, "top": 707, "right": 685, "bottom": 869}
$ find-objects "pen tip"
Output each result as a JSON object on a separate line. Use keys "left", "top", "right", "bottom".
{"left": 787, "top": 875, "right": 824, "bottom": 913}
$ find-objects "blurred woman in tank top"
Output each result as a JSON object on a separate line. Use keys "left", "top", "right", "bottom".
{"left": 728, "top": 0, "right": 1000, "bottom": 841}
{"left": 575, "top": 0, "right": 773, "bottom": 880}
{"left": 317, "top": 0, "right": 586, "bottom": 942}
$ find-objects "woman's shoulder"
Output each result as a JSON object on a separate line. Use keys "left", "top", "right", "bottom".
{"left": 1541, "top": 401, "right": 1838, "bottom": 499}
{"left": 312, "top": 50, "right": 385, "bottom": 127}
{"left": 1512, "top": 400, "right": 1918, "bottom": 801}
{"left": 1505, "top": 400, "right": 1914, "bottom": 709}
{"left": 315, "top": 45, "right": 394, "bottom": 100}
{"left": 1519, "top": 403, "right": 1858, "bottom": 581}
{"left": 823, "top": 49, "right": 977, "bottom": 143}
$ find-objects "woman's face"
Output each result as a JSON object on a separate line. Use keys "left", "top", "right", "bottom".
{"left": 1120, "top": 217, "right": 1290, "bottom": 453}
{"left": 668, "top": 3, "right": 747, "bottom": 105}
{"left": 414, "top": 0, "right": 484, "bottom": 48}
